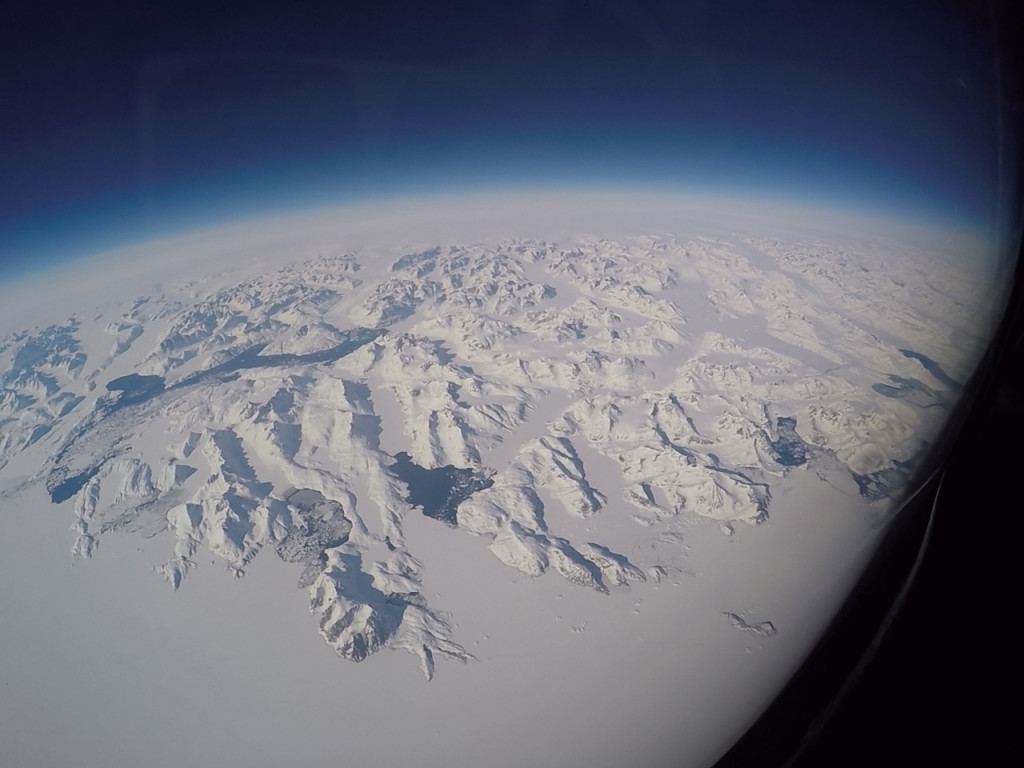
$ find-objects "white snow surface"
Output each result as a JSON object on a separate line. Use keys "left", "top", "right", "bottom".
{"left": 0, "top": 192, "right": 1002, "bottom": 768}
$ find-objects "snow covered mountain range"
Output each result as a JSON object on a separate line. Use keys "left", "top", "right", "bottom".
{"left": 0, "top": 228, "right": 987, "bottom": 679}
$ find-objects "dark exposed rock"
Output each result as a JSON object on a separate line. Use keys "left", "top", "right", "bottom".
{"left": 391, "top": 452, "right": 495, "bottom": 525}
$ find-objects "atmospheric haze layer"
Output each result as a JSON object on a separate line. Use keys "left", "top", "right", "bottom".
{"left": 0, "top": 192, "right": 1001, "bottom": 768}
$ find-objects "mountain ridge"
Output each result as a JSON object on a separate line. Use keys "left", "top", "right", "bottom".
{"left": 0, "top": 232, "right": 981, "bottom": 678}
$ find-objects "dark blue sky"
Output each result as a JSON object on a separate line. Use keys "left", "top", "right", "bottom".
{"left": 0, "top": 0, "right": 1017, "bottom": 276}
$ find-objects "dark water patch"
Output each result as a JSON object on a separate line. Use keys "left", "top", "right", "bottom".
{"left": 266, "top": 387, "right": 295, "bottom": 417}
{"left": 771, "top": 416, "right": 808, "bottom": 466}
{"left": 254, "top": 327, "right": 383, "bottom": 367}
{"left": 873, "top": 382, "right": 907, "bottom": 398}
{"left": 391, "top": 452, "right": 494, "bottom": 525}
{"left": 46, "top": 329, "right": 383, "bottom": 508}
{"left": 174, "top": 326, "right": 382, "bottom": 388}
{"left": 899, "top": 349, "right": 959, "bottom": 390}
{"left": 48, "top": 465, "right": 103, "bottom": 503}
{"left": 95, "top": 327, "right": 384, "bottom": 415}
{"left": 106, "top": 373, "right": 165, "bottom": 393}
{"left": 105, "top": 373, "right": 166, "bottom": 408}
{"left": 174, "top": 343, "right": 270, "bottom": 386}
{"left": 873, "top": 375, "right": 942, "bottom": 407}
{"left": 890, "top": 375, "right": 929, "bottom": 391}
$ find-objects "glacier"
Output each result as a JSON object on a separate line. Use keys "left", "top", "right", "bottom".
{"left": 0, "top": 221, "right": 989, "bottom": 684}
